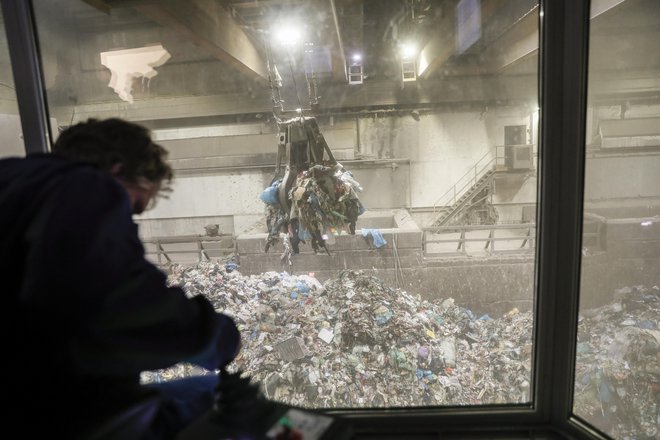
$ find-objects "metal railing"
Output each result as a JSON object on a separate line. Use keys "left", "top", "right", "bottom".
{"left": 143, "top": 234, "right": 235, "bottom": 266}
{"left": 430, "top": 146, "right": 507, "bottom": 225}
{"left": 422, "top": 223, "right": 536, "bottom": 257}
{"left": 432, "top": 151, "right": 494, "bottom": 210}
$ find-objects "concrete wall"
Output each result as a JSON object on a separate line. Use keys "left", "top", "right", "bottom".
{"left": 6, "top": 95, "right": 658, "bottom": 237}
{"left": 582, "top": 102, "right": 660, "bottom": 215}
{"left": 136, "top": 167, "right": 272, "bottom": 236}
{"left": 492, "top": 174, "right": 537, "bottom": 223}
{"left": 136, "top": 108, "right": 535, "bottom": 238}
{"left": 580, "top": 255, "right": 660, "bottom": 310}
{"left": 586, "top": 103, "right": 660, "bottom": 146}
{"left": 584, "top": 152, "right": 660, "bottom": 201}
{"left": 136, "top": 215, "right": 234, "bottom": 240}
{"left": 155, "top": 120, "right": 357, "bottom": 161}
{"left": 0, "top": 115, "right": 26, "bottom": 158}
{"left": 233, "top": 208, "right": 534, "bottom": 317}
{"left": 358, "top": 108, "right": 534, "bottom": 207}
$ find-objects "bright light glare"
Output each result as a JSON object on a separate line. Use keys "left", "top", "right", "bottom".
{"left": 641, "top": 220, "right": 653, "bottom": 227}
{"left": 352, "top": 53, "right": 362, "bottom": 62}
{"left": 401, "top": 43, "right": 416, "bottom": 59}
{"left": 275, "top": 27, "right": 302, "bottom": 45}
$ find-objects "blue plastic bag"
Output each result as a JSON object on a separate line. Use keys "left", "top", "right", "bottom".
{"left": 259, "top": 180, "right": 281, "bottom": 205}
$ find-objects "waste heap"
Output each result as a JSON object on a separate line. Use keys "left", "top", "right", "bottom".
{"left": 143, "top": 262, "right": 533, "bottom": 408}
{"left": 143, "top": 263, "right": 658, "bottom": 438}
{"left": 573, "top": 285, "right": 659, "bottom": 439}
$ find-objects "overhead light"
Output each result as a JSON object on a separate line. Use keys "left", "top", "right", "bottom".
{"left": 400, "top": 43, "right": 417, "bottom": 82}
{"left": 401, "top": 42, "right": 417, "bottom": 59}
{"left": 274, "top": 26, "right": 303, "bottom": 46}
{"left": 348, "top": 53, "right": 363, "bottom": 85}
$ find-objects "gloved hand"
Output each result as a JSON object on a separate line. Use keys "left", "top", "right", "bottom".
{"left": 217, "top": 313, "right": 242, "bottom": 369}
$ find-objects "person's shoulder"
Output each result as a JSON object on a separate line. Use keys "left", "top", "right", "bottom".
{"left": 28, "top": 154, "right": 123, "bottom": 196}
{"left": 1, "top": 153, "right": 79, "bottom": 172}
{"left": 52, "top": 160, "right": 131, "bottom": 217}
{"left": 0, "top": 154, "right": 43, "bottom": 169}
{"left": 1, "top": 154, "right": 123, "bottom": 197}
{"left": 0, "top": 155, "right": 23, "bottom": 165}
{"left": 0, "top": 154, "right": 68, "bottom": 182}
{"left": 59, "top": 161, "right": 122, "bottom": 195}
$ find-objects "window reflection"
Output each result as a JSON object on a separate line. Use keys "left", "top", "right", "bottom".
{"left": 0, "top": 8, "right": 25, "bottom": 158}
{"left": 576, "top": 0, "right": 660, "bottom": 438}
{"left": 32, "top": 0, "right": 539, "bottom": 409}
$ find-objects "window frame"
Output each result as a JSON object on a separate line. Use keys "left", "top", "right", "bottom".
{"left": 1, "top": 0, "right": 50, "bottom": 153}
{"left": 2, "top": 0, "right": 611, "bottom": 438}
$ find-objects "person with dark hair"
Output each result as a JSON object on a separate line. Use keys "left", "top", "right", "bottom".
{"left": 0, "top": 118, "right": 241, "bottom": 439}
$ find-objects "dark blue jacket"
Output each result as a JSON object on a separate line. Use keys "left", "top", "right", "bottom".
{"left": 0, "top": 154, "right": 239, "bottom": 435}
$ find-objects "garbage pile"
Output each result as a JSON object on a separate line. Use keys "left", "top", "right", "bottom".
{"left": 142, "top": 263, "right": 658, "bottom": 437}
{"left": 142, "top": 262, "right": 533, "bottom": 408}
{"left": 574, "top": 285, "right": 659, "bottom": 440}
{"left": 261, "top": 163, "right": 364, "bottom": 257}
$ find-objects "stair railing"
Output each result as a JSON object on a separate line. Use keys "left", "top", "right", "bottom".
{"left": 430, "top": 148, "right": 498, "bottom": 225}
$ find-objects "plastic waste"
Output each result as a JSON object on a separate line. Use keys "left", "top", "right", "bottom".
{"left": 259, "top": 180, "right": 281, "bottom": 205}
{"left": 440, "top": 337, "right": 456, "bottom": 368}
{"left": 373, "top": 305, "right": 393, "bottom": 325}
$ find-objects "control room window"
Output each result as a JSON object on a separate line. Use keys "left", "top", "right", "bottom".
{"left": 574, "top": 1, "right": 660, "bottom": 439}
{"left": 0, "top": 7, "right": 25, "bottom": 158}
{"left": 31, "top": 0, "right": 541, "bottom": 410}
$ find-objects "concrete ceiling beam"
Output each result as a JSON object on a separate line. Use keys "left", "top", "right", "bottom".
{"left": 328, "top": 0, "right": 348, "bottom": 82}
{"left": 488, "top": 7, "right": 538, "bottom": 72}
{"left": 485, "top": 0, "right": 631, "bottom": 72}
{"left": 88, "top": 0, "right": 269, "bottom": 83}
{"left": 590, "top": 0, "right": 628, "bottom": 19}
{"left": 417, "top": 4, "right": 456, "bottom": 79}
{"left": 54, "top": 74, "right": 537, "bottom": 126}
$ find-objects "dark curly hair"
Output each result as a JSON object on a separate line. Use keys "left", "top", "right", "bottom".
{"left": 53, "top": 118, "right": 173, "bottom": 195}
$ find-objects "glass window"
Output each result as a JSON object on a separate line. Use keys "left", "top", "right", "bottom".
{"left": 32, "top": 0, "right": 540, "bottom": 410}
{"left": 0, "top": 7, "right": 25, "bottom": 158}
{"left": 575, "top": 1, "right": 660, "bottom": 438}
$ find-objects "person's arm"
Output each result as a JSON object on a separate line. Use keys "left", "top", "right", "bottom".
{"left": 81, "top": 258, "right": 241, "bottom": 373}
{"left": 37, "top": 168, "right": 240, "bottom": 374}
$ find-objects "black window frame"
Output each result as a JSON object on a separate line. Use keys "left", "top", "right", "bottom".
{"left": 1, "top": 0, "right": 611, "bottom": 438}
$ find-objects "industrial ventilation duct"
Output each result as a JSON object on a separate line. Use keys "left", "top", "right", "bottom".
{"left": 597, "top": 117, "right": 660, "bottom": 149}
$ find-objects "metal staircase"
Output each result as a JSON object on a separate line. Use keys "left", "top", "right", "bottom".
{"left": 429, "top": 151, "right": 497, "bottom": 227}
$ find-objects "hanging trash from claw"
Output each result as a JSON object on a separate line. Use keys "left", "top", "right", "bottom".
{"left": 260, "top": 116, "right": 365, "bottom": 259}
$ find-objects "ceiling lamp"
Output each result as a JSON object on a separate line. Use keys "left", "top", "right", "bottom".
{"left": 401, "top": 42, "right": 417, "bottom": 60}
{"left": 274, "top": 26, "right": 303, "bottom": 46}
{"left": 348, "top": 53, "right": 363, "bottom": 85}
